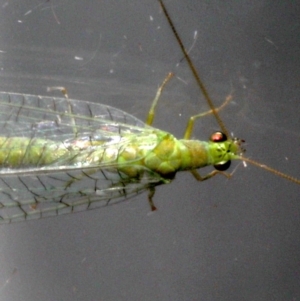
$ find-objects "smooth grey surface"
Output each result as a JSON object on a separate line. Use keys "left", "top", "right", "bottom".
{"left": 0, "top": 1, "right": 299, "bottom": 300}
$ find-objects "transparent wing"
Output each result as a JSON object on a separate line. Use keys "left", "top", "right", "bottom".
{"left": 0, "top": 167, "right": 168, "bottom": 223}
{"left": 0, "top": 92, "right": 165, "bottom": 223}
{"left": 0, "top": 91, "right": 151, "bottom": 144}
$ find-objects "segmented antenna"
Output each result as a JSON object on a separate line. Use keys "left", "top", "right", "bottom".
{"left": 158, "top": 0, "right": 229, "bottom": 138}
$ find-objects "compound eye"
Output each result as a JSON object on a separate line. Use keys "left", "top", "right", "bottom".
{"left": 214, "top": 160, "right": 231, "bottom": 171}
{"left": 210, "top": 131, "right": 227, "bottom": 142}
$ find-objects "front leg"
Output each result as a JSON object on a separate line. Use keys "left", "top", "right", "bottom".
{"left": 190, "top": 169, "right": 231, "bottom": 181}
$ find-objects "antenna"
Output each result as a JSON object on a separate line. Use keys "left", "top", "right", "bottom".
{"left": 158, "top": 0, "right": 300, "bottom": 185}
{"left": 158, "top": 0, "right": 229, "bottom": 138}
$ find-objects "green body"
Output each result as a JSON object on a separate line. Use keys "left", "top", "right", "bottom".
{"left": 0, "top": 129, "right": 240, "bottom": 179}
{"left": 0, "top": 92, "right": 242, "bottom": 223}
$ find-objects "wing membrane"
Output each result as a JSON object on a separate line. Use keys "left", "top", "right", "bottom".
{"left": 0, "top": 92, "right": 164, "bottom": 223}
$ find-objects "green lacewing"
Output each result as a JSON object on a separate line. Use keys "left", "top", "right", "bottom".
{"left": 0, "top": 0, "right": 298, "bottom": 223}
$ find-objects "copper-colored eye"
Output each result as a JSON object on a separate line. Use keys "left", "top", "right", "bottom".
{"left": 214, "top": 160, "right": 231, "bottom": 171}
{"left": 210, "top": 131, "right": 227, "bottom": 142}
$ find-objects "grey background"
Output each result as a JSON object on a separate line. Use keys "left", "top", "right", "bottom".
{"left": 0, "top": 1, "right": 299, "bottom": 300}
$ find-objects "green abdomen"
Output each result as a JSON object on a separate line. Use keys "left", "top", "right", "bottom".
{"left": 0, "top": 132, "right": 211, "bottom": 178}
{"left": 0, "top": 137, "right": 68, "bottom": 168}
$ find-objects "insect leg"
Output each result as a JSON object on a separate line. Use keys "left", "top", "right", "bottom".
{"left": 146, "top": 73, "right": 174, "bottom": 126}
{"left": 47, "top": 86, "right": 78, "bottom": 137}
{"left": 190, "top": 169, "right": 231, "bottom": 181}
{"left": 183, "top": 94, "right": 232, "bottom": 139}
{"left": 147, "top": 186, "right": 157, "bottom": 211}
